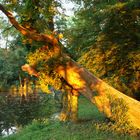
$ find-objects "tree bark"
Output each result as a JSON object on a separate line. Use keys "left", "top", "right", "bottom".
{"left": 59, "top": 92, "right": 71, "bottom": 121}
{"left": 59, "top": 86, "right": 78, "bottom": 122}
{"left": 70, "top": 90, "right": 79, "bottom": 122}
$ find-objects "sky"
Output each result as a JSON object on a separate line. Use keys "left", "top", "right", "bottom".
{"left": 60, "top": 0, "right": 75, "bottom": 16}
{"left": 0, "top": 10, "right": 10, "bottom": 48}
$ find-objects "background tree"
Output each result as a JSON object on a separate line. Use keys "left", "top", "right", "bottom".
{"left": 0, "top": 47, "right": 27, "bottom": 90}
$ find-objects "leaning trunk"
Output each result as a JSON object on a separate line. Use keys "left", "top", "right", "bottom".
{"left": 56, "top": 55, "right": 140, "bottom": 129}
{"left": 59, "top": 87, "right": 78, "bottom": 122}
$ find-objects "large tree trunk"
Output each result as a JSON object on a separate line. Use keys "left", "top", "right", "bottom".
{"left": 0, "top": 4, "right": 140, "bottom": 129}
{"left": 59, "top": 86, "right": 78, "bottom": 122}
{"left": 56, "top": 55, "right": 140, "bottom": 129}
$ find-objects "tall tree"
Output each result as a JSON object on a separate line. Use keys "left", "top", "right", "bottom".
{"left": 0, "top": 1, "right": 140, "bottom": 130}
{"left": 0, "top": 47, "right": 27, "bottom": 90}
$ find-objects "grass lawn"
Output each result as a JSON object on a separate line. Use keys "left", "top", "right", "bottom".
{"left": 0, "top": 96, "right": 139, "bottom": 140}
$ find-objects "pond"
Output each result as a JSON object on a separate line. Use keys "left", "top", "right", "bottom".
{"left": 2, "top": 126, "right": 17, "bottom": 137}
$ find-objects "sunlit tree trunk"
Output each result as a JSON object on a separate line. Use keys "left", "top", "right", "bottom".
{"left": 23, "top": 78, "right": 27, "bottom": 99}
{"left": 20, "top": 78, "right": 24, "bottom": 98}
{"left": 33, "top": 80, "right": 38, "bottom": 99}
{"left": 59, "top": 87, "right": 78, "bottom": 122}
{"left": 70, "top": 90, "right": 79, "bottom": 122}
{"left": 25, "top": 78, "right": 29, "bottom": 98}
{"left": 59, "top": 92, "right": 71, "bottom": 121}
{"left": 56, "top": 55, "right": 140, "bottom": 129}
{"left": 19, "top": 78, "right": 29, "bottom": 101}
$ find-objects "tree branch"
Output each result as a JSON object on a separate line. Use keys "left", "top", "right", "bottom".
{"left": 21, "top": 64, "right": 39, "bottom": 77}
{"left": 0, "top": 4, "right": 59, "bottom": 46}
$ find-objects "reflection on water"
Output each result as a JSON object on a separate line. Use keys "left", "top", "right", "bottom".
{"left": 2, "top": 126, "right": 17, "bottom": 137}
{"left": 0, "top": 91, "right": 60, "bottom": 137}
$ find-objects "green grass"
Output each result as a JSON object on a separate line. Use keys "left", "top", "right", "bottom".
{"left": 0, "top": 96, "right": 139, "bottom": 140}
{"left": 78, "top": 96, "right": 105, "bottom": 121}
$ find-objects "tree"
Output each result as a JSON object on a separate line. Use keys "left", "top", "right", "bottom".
{"left": 0, "top": 47, "right": 27, "bottom": 90}
{"left": 65, "top": 0, "right": 140, "bottom": 99}
{"left": 0, "top": 2, "right": 140, "bottom": 131}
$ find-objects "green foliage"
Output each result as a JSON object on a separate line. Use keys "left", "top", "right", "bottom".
{"left": 1, "top": 0, "right": 60, "bottom": 32}
{"left": 27, "top": 46, "right": 62, "bottom": 93}
{"left": 0, "top": 47, "right": 27, "bottom": 90}
{"left": 64, "top": 0, "right": 120, "bottom": 58}
{"left": 95, "top": 96, "right": 140, "bottom": 136}
{"left": 110, "top": 97, "right": 129, "bottom": 122}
